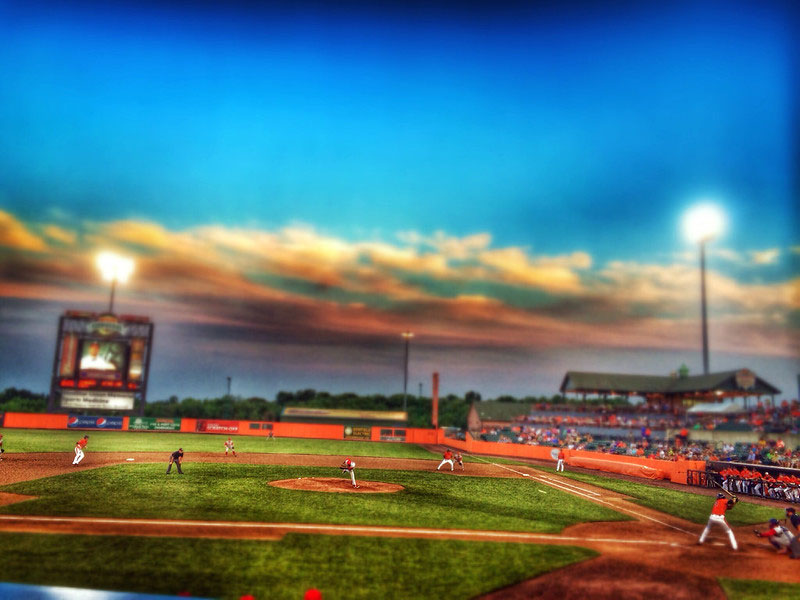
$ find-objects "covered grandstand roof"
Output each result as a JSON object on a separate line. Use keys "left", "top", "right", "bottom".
{"left": 560, "top": 368, "right": 780, "bottom": 398}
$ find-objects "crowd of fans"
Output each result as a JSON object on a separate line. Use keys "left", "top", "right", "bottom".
{"left": 477, "top": 425, "right": 800, "bottom": 469}
{"left": 518, "top": 398, "right": 800, "bottom": 434}
{"left": 519, "top": 413, "right": 681, "bottom": 430}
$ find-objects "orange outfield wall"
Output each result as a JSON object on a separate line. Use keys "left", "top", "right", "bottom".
{"left": 3, "top": 412, "right": 68, "bottom": 429}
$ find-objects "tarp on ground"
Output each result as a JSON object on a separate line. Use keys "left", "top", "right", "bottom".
{"left": 567, "top": 453, "right": 671, "bottom": 480}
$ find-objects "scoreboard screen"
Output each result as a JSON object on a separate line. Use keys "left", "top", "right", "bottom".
{"left": 50, "top": 311, "right": 154, "bottom": 413}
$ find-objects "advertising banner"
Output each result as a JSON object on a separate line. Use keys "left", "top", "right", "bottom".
{"left": 343, "top": 425, "right": 371, "bottom": 440}
{"left": 61, "top": 391, "right": 135, "bottom": 411}
{"left": 128, "top": 416, "right": 182, "bottom": 431}
{"left": 67, "top": 415, "right": 124, "bottom": 429}
{"left": 195, "top": 419, "right": 239, "bottom": 434}
{"left": 379, "top": 428, "right": 406, "bottom": 442}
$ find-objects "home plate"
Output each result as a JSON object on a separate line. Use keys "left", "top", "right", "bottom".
{"left": 126, "top": 458, "right": 135, "bottom": 461}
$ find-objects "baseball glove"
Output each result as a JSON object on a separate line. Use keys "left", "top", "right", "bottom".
{"left": 753, "top": 529, "right": 761, "bottom": 537}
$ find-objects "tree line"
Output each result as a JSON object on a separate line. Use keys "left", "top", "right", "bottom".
{"left": 0, "top": 387, "right": 589, "bottom": 429}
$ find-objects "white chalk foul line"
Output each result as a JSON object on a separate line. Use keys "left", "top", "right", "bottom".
{"left": 469, "top": 455, "right": 695, "bottom": 536}
{"left": 0, "top": 515, "right": 684, "bottom": 547}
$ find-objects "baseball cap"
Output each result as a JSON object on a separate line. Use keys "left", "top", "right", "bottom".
{"left": 769, "top": 518, "right": 779, "bottom": 525}
{"left": 787, "top": 507, "right": 796, "bottom": 513}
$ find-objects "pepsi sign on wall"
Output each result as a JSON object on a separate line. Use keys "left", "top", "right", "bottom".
{"left": 67, "top": 415, "right": 124, "bottom": 429}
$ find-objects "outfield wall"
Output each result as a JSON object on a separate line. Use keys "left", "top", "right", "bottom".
{"left": 0, "top": 412, "right": 437, "bottom": 444}
{"left": 0, "top": 412, "right": 701, "bottom": 483}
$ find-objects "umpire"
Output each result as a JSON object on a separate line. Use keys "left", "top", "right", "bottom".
{"left": 166, "top": 448, "right": 184, "bottom": 474}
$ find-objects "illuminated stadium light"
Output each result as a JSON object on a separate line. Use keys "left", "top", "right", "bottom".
{"left": 96, "top": 251, "right": 134, "bottom": 283}
{"left": 682, "top": 203, "right": 725, "bottom": 243}
{"left": 96, "top": 252, "right": 135, "bottom": 314}
{"left": 682, "top": 203, "right": 726, "bottom": 375}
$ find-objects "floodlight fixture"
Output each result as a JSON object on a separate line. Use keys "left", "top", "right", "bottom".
{"left": 683, "top": 203, "right": 725, "bottom": 244}
{"left": 96, "top": 251, "right": 135, "bottom": 313}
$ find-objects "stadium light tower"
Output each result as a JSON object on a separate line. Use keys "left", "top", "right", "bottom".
{"left": 96, "top": 251, "right": 134, "bottom": 314}
{"left": 682, "top": 203, "right": 725, "bottom": 375}
{"left": 401, "top": 331, "right": 414, "bottom": 416}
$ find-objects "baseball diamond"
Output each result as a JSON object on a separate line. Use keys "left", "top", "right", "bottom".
{"left": 0, "top": 432, "right": 797, "bottom": 599}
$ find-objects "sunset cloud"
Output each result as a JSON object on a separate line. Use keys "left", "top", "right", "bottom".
{"left": 0, "top": 211, "right": 796, "bottom": 370}
{"left": 0, "top": 210, "right": 48, "bottom": 252}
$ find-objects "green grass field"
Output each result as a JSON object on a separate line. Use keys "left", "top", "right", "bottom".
{"left": 535, "top": 466, "right": 780, "bottom": 526}
{"left": 719, "top": 578, "right": 800, "bottom": 600}
{"left": 1, "top": 429, "right": 440, "bottom": 459}
{"left": 0, "top": 463, "right": 629, "bottom": 532}
{"left": 0, "top": 532, "right": 596, "bottom": 600}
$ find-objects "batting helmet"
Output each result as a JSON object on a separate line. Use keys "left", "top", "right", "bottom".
{"left": 769, "top": 518, "right": 779, "bottom": 526}
{"left": 717, "top": 493, "right": 725, "bottom": 499}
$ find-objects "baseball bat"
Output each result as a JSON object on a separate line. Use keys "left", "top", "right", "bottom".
{"left": 710, "top": 477, "right": 738, "bottom": 500}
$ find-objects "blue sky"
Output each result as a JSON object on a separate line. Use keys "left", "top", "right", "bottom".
{"left": 0, "top": 0, "right": 797, "bottom": 400}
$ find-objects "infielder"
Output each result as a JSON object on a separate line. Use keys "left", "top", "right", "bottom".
{"left": 437, "top": 449, "right": 454, "bottom": 471}
{"left": 698, "top": 492, "right": 738, "bottom": 550}
{"left": 454, "top": 451, "right": 464, "bottom": 471}
{"left": 556, "top": 448, "right": 566, "bottom": 472}
{"left": 166, "top": 448, "right": 184, "bottom": 474}
{"left": 340, "top": 458, "right": 358, "bottom": 488}
{"left": 224, "top": 437, "right": 237, "bottom": 457}
{"left": 72, "top": 435, "right": 89, "bottom": 465}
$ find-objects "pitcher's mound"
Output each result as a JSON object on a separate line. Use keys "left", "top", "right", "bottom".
{"left": 270, "top": 477, "right": 404, "bottom": 493}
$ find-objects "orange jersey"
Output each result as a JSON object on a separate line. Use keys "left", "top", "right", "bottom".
{"left": 443, "top": 451, "right": 453, "bottom": 460}
{"left": 711, "top": 497, "right": 729, "bottom": 516}
{"left": 76, "top": 439, "right": 87, "bottom": 449}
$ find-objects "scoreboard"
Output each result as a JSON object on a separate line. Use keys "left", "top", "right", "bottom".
{"left": 49, "top": 311, "right": 154, "bottom": 414}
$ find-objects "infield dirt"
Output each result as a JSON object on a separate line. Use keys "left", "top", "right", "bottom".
{"left": 0, "top": 451, "right": 797, "bottom": 600}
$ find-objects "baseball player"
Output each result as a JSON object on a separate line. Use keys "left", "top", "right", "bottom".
{"left": 0, "top": 432, "right": 4, "bottom": 460}
{"left": 786, "top": 507, "right": 800, "bottom": 534}
{"left": 556, "top": 448, "right": 566, "bottom": 472}
{"left": 340, "top": 458, "right": 358, "bottom": 488}
{"left": 454, "top": 451, "right": 464, "bottom": 471}
{"left": 224, "top": 437, "right": 237, "bottom": 457}
{"left": 437, "top": 449, "right": 454, "bottom": 471}
{"left": 72, "top": 435, "right": 89, "bottom": 465}
{"left": 166, "top": 448, "right": 184, "bottom": 474}
{"left": 754, "top": 518, "right": 798, "bottom": 556}
{"left": 697, "top": 492, "right": 738, "bottom": 550}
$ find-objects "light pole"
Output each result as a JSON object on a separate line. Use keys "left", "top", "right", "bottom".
{"left": 96, "top": 252, "right": 134, "bottom": 314}
{"left": 401, "top": 331, "right": 414, "bottom": 416}
{"left": 682, "top": 204, "right": 724, "bottom": 375}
